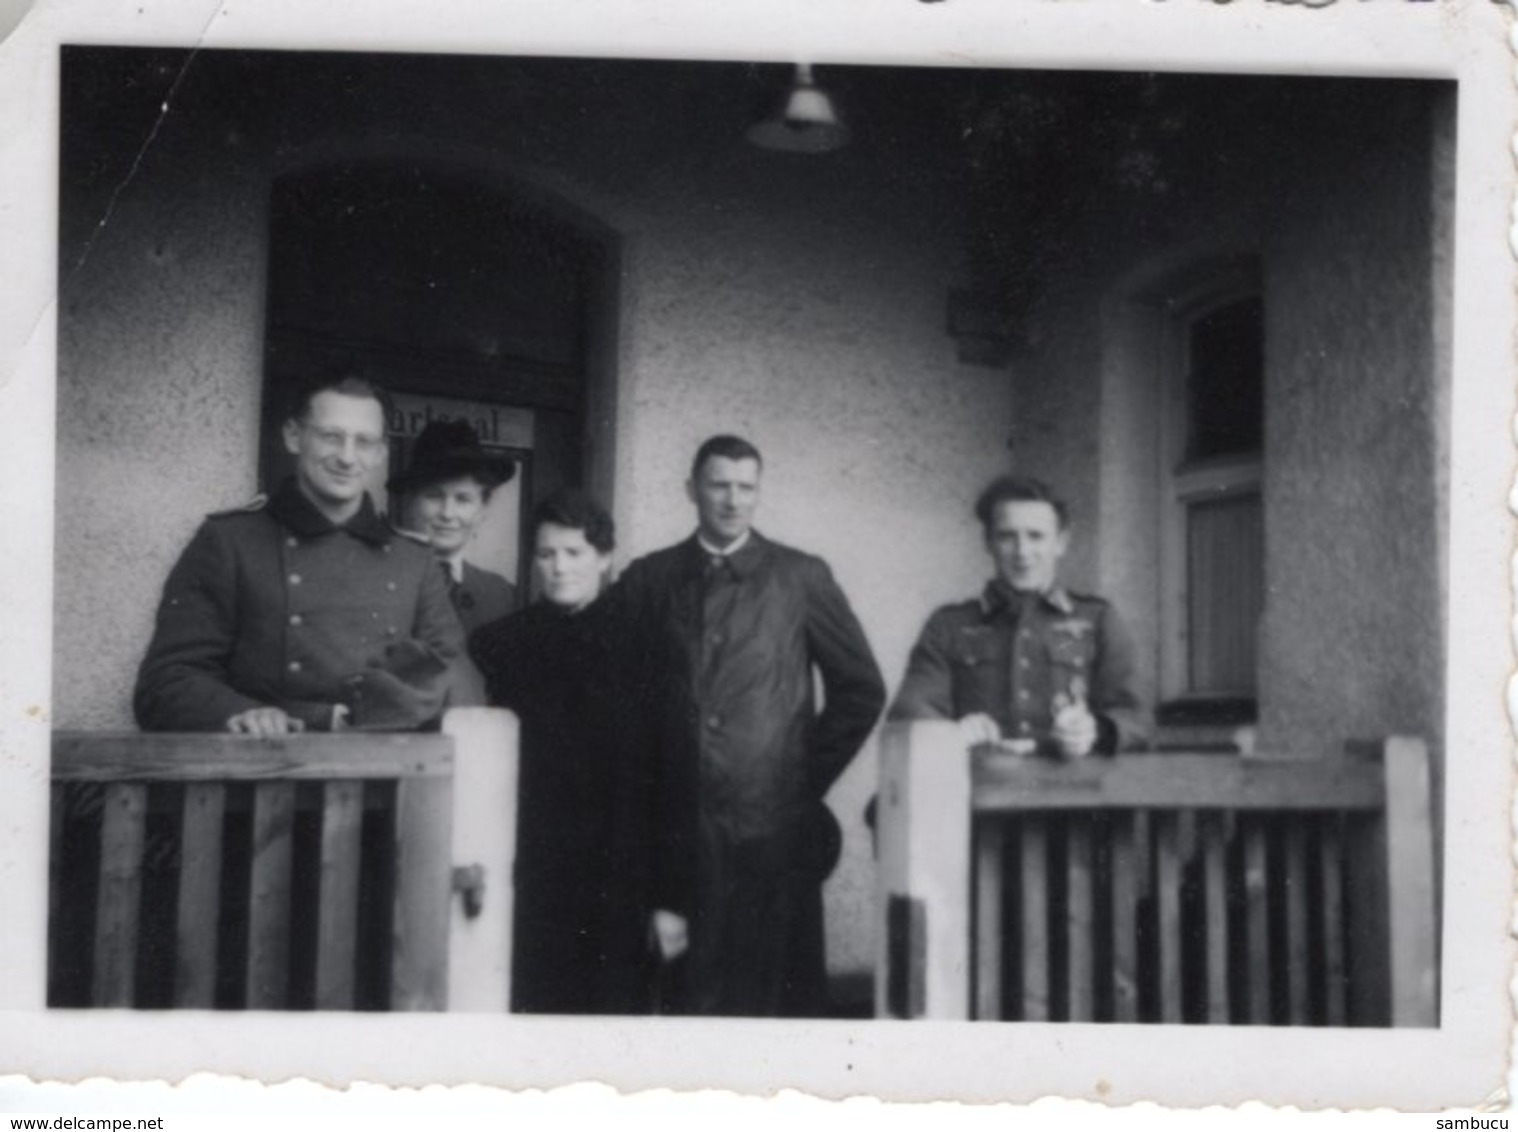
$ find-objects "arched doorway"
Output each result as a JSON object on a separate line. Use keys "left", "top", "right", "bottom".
{"left": 258, "top": 160, "right": 619, "bottom": 594}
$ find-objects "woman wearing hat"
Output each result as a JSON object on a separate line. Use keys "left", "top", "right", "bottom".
{"left": 389, "top": 419, "right": 519, "bottom": 704}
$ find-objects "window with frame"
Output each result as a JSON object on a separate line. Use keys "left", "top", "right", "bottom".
{"left": 1159, "top": 285, "right": 1264, "bottom": 727}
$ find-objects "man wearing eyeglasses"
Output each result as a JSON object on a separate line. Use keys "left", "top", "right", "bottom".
{"left": 134, "top": 372, "right": 464, "bottom": 735}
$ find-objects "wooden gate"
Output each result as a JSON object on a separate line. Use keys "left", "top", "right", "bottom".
{"left": 50, "top": 731, "right": 458, "bottom": 1010}
{"left": 876, "top": 722, "right": 1437, "bottom": 1026}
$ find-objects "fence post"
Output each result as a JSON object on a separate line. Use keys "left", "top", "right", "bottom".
{"left": 1383, "top": 736, "right": 1437, "bottom": 1027}
{"left": 875, "top": 721, "right": 973, "bottom": 1019}
{"left": 443, "top": 707, "right": 519, "bottom": 1012}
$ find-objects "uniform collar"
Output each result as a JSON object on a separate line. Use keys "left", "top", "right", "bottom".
{"left": 981, "top": 578, "right": 1074, "bottom": 618}
{"left": 268, "top": 477, "right": 391, "bottom": 547}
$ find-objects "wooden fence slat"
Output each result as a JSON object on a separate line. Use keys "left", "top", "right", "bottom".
{"left": 974, "top": 820, "right": 1005, "bottom": 1021}
{"left": 392, "top": 774, "right": 454, "bottom": 1010}
{"left": 51, "top": 732, "right": 453, "bottom": 783}
{"left": 1019, "top": 816, "right": 1050, "bottom": 1022}
{"left": 315, "top": 780, "right": 364, "bottom": 1011}
{"left": 174, "top": 782, "right": 226, "bottom": 1008}
{"left": 1320, "top": 816, "right": 1348, "bottom": 1026}
{"left": 974, "top": 753, "right": 1383, "bottom": 813}
{"left": 246, "top": 781, "right": 296, "bottom": 1009}
{"left": 1201, "top": 810, "right": 1230, "bottom": 1024}
{"left": 1066, "top": 816, "right": 1095, "bottom": 1022}
{"left": 1155, "top": 811, "right": 1183, "bottom": 1023}
{"left": 48, "top": 785, "right": 64, "bottom": 1004}
{"left": 92, "top": 783, "right": 148, "bottom": 1007}
{"left": 1241, "top": 816, "right": 1270, "bottom": 1025}
{"left": 1109, "top": 813, "right": 1140, "bottom": 1023}
{"left": 1284, "top": 816, "right": 1311, "bottom": 1025}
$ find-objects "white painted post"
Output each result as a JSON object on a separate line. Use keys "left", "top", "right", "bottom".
{"left": 874, "top": 720, "right": 973, "bottom": 1019}
{"left": 442, "top": 707, "right": 519, "bottom": 1012}
{"left": 1383, "top": 736, "right": 1438, "bottom": 1027}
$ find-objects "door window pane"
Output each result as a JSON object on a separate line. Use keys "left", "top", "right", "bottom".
{"left": 1186, "top": 491, "right": 1263, "bottom": 695}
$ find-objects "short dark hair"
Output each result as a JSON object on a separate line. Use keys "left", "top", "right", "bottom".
{"left": 284, "top": 369, "right": 393, "bottom": 427}
{"left": 974, "top": 475, "right": 1069, "bottom": 532}
{"left": 532, "top": 488, "right": 616, "bottom": 554}
{"left": 690, "top": 434, "right": 763, "bottom": 482}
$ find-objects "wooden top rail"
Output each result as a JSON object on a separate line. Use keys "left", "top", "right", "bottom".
{"left": 972, "top": 749, "right": 1385, "bottom": 813}
{"left": 52, "top": 731, "right": 453, "bottom": 782}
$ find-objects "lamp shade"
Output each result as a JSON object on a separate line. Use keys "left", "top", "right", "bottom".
{"left": 746, "top": 63, "right": 849, "bottom": 154}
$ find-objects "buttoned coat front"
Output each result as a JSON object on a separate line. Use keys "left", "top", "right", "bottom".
{"left": 617, "top": 531, "right": 885, "bottom": 1015}
{"left": 134, "top": 479, "right": 464, "bottom": 733}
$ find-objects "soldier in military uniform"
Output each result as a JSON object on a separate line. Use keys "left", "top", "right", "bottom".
{"left": 134, "top": 373, "right": 464, "bottom": 734}
{"left": 889, "top": 475, "right": 1150, "bottom": 756}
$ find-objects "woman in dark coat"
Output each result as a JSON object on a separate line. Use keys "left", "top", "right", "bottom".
{"left": 468, "top": 490, "right": 651, "bottom": 1014}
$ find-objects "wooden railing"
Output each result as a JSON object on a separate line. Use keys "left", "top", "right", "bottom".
{"left": 48, "top": 708, "right": 518, "bottom": 1011}
{"left": 875, "top": 722, "right": 1438, "bottom": 1027}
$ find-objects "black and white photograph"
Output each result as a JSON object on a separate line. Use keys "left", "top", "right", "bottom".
{"left": 0, "top": 0, "right": 1510, "bottom": 1116}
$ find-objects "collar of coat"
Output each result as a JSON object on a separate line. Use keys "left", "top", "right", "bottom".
{"left": 268, "top": 477, "right": 392, "bottom": 547}
{"left": 685, "top": 529, "right": 767, "bottom": 580}
{"left": 981, "top": 578, "right": 1075, "bottom": 618}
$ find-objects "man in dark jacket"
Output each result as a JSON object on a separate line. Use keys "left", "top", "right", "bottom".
{"left": 618, "top": 435, "right": 886, "bottom": 1017}
{"left": 889, "top": 475, "right": 1150, "bottom": 755}
{"left": 134, "top": 373, "right": 463, "bottom": 734}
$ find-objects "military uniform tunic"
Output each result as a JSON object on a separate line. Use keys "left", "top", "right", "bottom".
{"left": 134, "top": 478, "right": 465, "bottom": 732}
{"left": 889, "top": 581, "right": 1151, "bottom": 754}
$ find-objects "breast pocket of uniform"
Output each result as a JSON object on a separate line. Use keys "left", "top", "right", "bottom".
{"left": 952, "top": 626, "right": 1006, "bottom": 669}
{"left": 950, "top": 626, "right": 1007, "bottom": 714}
{"left": 1046, "top": 623, "right": 1096, "bottom": 681}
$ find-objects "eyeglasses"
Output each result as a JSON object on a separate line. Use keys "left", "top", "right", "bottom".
{"left": 303, "top": 425, "right": 388, "bottom": 458}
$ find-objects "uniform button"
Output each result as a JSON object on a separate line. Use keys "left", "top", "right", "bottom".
{"left": 387, "top": 626, "right": 398, "bottom": 636}
{"left": 289, "top": 614, "right": 303, "bottom": 627}
{"left": 706, "top": 714, "right": 721, "bottom": 730}
{"left": 382, "top": 544, "right": 392, "bottom": 554}
{"left": 710, "top": 633, "right": 723, "bottom": 645}
{"left": 288, "top": 574, "right": 302, "bottom": 586}
{"left": 1018, "top": 690, "right": 1030, "bottom": 701}
{"left": 1019, "top": 721, "right": 1031, "bottom": 734}
{"left": 288, "top": 660, "right": 302, "bottom": 674}
{"left": 1018, "top": 658, "right": 1030, "bottom": 670}
{"left": 386, "top": 581, "right": 397, "bottom": 592}
{"left": 286, "top": 537, "right": 298, "bottom": 549}
{"left": 371, "top": 611, "right": 379, "bottom": 620}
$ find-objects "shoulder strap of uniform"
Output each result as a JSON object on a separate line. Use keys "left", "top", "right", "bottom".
{"left": 1065, "top": 590, "right": 1111, "bottom": 608}
{"left": 390, "top": 525, "right": 432, "bottom": 547}
{"left": 205, "top": 493, "right": 267, "bottom": 519}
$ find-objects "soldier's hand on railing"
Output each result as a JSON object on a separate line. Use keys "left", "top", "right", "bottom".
{"left": 957, "top": 712, "right": 1003, "bottom": 748}
{"left": 649, "top": 909, "right": 689, "bottom": 962}
{"left": 226, "top": 706, "right": 305, "bottom": 736}
{"left": 1051, "top": 695, "right": 1097, "bottom": 758}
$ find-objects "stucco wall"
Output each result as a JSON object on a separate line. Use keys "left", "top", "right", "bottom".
{"left": 1007, "top": 84, "right": 1449, "bottom": 768}
{"left": 1258, "top": 90, "right": 1445, "bottom": 759}
{"left": 54, "top": 53, "right": 1013, "bottom": 980}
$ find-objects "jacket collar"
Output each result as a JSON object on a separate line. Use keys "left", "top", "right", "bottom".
{"left": 686, "top": 529, "right": 766, "bottom": 580}
{"left": 981, "top": 578, "right": 1074, "bottom": 618}
{"left": 268, "top": 477, "right": 391, "bottom": 547}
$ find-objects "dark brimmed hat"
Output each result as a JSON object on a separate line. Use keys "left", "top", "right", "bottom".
{"left": 387, "top": 420, "right": 516, "bottom": 494}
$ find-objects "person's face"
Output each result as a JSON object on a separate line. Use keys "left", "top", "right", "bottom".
{"left": 408, "top": 476, "right": 490, "bottom": 557}
{"left": 986, "top": 499, "right": 1070, "bottom": 594}
{"left": 282, "top": 391, "right": 388, "bottom": 517}
{"left": 534, "top": 522, "right": 612, "bottom": 612}
{"left": 686, "top": 455, "right": 761, "bottom": 548}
